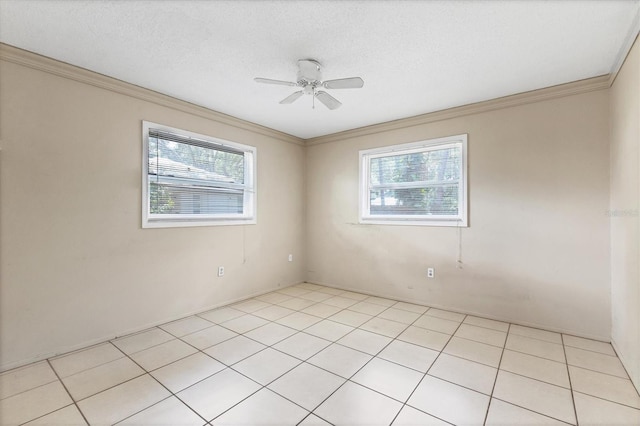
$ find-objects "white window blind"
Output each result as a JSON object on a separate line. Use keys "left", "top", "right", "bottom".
{"left": 142, "top": 122, "right": 256, "bottom": 228}
{"left": 360, "top": 134, "right": 468, "bottom": 226}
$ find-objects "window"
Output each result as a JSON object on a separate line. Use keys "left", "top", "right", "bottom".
{"left": 359, "top": 134, "right": 468, "bottom": 227}
{"left": 142, "top": 121, "right": 256, "bottom": 228}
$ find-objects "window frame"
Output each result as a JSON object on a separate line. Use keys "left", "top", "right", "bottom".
{"left": 359, "top": 134, "right": 468, "bottom": 227}
{"left": 142, "top": 121, "right": 257, "bottom": 228}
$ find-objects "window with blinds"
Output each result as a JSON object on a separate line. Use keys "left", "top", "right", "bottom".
{"left": 142, "top": 122, "right": 256, "bottom": 228}
{"left": 359, "top": 134, "right": 468, "bottom": 226}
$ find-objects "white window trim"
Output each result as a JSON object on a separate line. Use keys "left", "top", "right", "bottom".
{"left": 359, "top": 134, "right": 468, "bottom": 227}
{"left": 142, "top": 121, "right": 257, "bottom": 228}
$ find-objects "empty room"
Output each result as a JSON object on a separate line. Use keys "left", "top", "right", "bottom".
{"left": 1, "top": 0, "right": 639, "bottom": 425}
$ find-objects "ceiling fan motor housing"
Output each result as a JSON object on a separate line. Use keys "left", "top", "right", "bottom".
{"left": 297, "top": 59, "right": 322, "bottom": 87}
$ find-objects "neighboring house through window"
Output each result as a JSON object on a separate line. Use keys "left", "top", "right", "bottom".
{"left": 142, "top": 121, "right": 256, "bottom": 228}
{"left": 359, "top": 134, "right": 468, "bottom": 227}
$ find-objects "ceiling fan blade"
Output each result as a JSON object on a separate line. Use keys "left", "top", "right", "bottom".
{"left": 279, "top": 91, "right": 304, "bottom": 104}
{"left": 315, "top": 91, "right": 342, "bottom": 110}
{"left": 254, "top": 77, "right": 297, "bottom": 87}
{"left": 322, "top": 77, "right": 364, "bottom": 89}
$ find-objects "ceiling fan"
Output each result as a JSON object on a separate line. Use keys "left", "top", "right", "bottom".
{"left": 254, "top": 59, "right": 364, "bottom": 110}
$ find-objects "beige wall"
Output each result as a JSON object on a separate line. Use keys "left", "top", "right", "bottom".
{"left": 610, "top": 36, "right": 640, "bottom": 391}
{"left": 0, "top": 44, "right": 626, "bottom": 371}
{"left": 306, "top": 89, "right": 611, "bottom": 339}
{"left": 0, "top": 57, "right": 306, "bottom": 370}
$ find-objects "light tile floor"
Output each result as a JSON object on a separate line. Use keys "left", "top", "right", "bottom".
{"left": 2, "top": 282, "right": 639, "bottom": 425}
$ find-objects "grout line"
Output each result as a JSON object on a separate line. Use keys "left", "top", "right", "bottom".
{"left": 160, "top": 312, "right": 218, "bottom": 326}
{"left": 298, "top": 319, "right": 413, "bottom": 420}
{"left": 610, "top": 340, "right": 640, "bottom": 400}
{"left": 203, "top": 351, "right": 310, "bottom": 422}
{"left": 111, "top": 327, "right": 177, "bottom": 354}
{"left": 16, "top": 403, "right": 85, "bottom": 426}
{"left": 58, "top": 353, "right": 133, "bottom": 383}
{"left": 388, "top": 313, "right": 469, "bottom": 425}
{"left": 439, "top": 345, "right": 501, "bottom": 368}
{"left": 564, "top": 343, "right": 620, "bottom": 358}
{"left": 110, "top": 325, "right": 172, "bottom": 342}
{"left": 563, "top": 362, "right": 634, "bottom": 382}
{"left": 478, "top": 324, "right": 617, "bottom": 357}
{"left": 41, "top": 359, "right": 91, "bottom": 425}
{"left": 571, "top": 389, "right": 640, "bottom": 411}
{"left": 415, "top": 373, "right": 493, "bottom": 398}
{"left": 109, "top": 344, "right": 209, "bottom": 425}
{"left": 562, "top": 334, "right": 579, "bottom": 425}
{"left": 450, "top": 332, "right": 506, "bottom": 349}
{"left": 160, "top": 295, "right": 349, "bottom": 422}
{"left": 500, "top": 345, "right": 565, "bottom": 364}
{"left": 296, "top": 412, "right": 336, "bottom": 426}
{"left": 46, "top": 339, "right": 123, "bottom": 362}
{"left": 509, "top": 333, "right": 564, "bottom": 345}
{"left": 209, "top": 341, "right": 272, "bottom": 367}
{"left": 63, "top": 369, "right": 148, "bottom": 404}
{"left": 183, "top": 377, "right": 264, "bottom": 424}
{"left": 56, "top": 331, "right": 222, "bottom": 387}
{"left": 562, "top": 330, "right": 617, "bottom": 346}
{"left": 390, "top": 404, "right": 456, "bottom": 426}
{"left": 498, "top": 365, "right": 569, "bottom": 389}
{"left": 39, "top": 342, "right": 127, "bottom": 385}
{"left": 110, "top": 395, "right": 175, "bottom": 424}
{"left": 482, "top": 323, "right": 510, "bottom": 425}
{"left": 139, "top": 344, "right": 223, "bottom": 377}
{"left": 0, "top": 377, "right": 60, "bottom": 402}
{"left": 423, "top": 310, "right": 465, "bottom": 321}
{"left": 160, "top": 321, "right": 218, "bottom": 338}
{"left": 196, "top": 312, "right": 244, "bottom": 324}
{"left": 150, "top": 352, "right": 260, "bottom": 412}
{"left": 489, "top": 396, "right": 576, "bottom": 425}
{"left": 460, "top": 321, "right": 510, "bottom": 334}
{"left": 140, "top": 349, "right": 202, "bottom": 374}
{"left": 493, "top": 369, "right": 575, "bottom": 391}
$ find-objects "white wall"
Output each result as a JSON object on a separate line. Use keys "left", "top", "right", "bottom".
{"left": 0, "top": 50, "right": 306, "bottom": 370}
{"left": 610, "top": 36, "right": 640, "bottom": 392}
{"left": 306, "top": 89, "right": 611, "bottom": 340}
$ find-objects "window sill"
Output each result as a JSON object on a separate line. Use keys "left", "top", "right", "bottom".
{"left": 142, "top": 218, "right": 256, "bottom": 229}
{"left": 359, "top": 218, "right": 467, "bottom": 227}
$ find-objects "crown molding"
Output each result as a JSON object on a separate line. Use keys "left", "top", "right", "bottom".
{"left": 0, "top": 43, "right": 614, "bottom": 148}
{"left": 305, "top": 75, "right": 611, "bottom": 146}
{"left": 0, "top": 43, "right": 304, "bottom": 146}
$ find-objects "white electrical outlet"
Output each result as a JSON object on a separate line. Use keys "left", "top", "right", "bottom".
{"left": 288, "top": 254, "right": 293, "bottom": 262}
{"left": 427, "top": 268, "right": 435, "bottom": 278}
{"left": 218, "top": 266, "right": 224, "bottom": 277}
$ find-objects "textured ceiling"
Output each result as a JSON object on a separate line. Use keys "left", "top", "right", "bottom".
{"left": 1, "top": 1, "right": 638, "bottom": 139}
